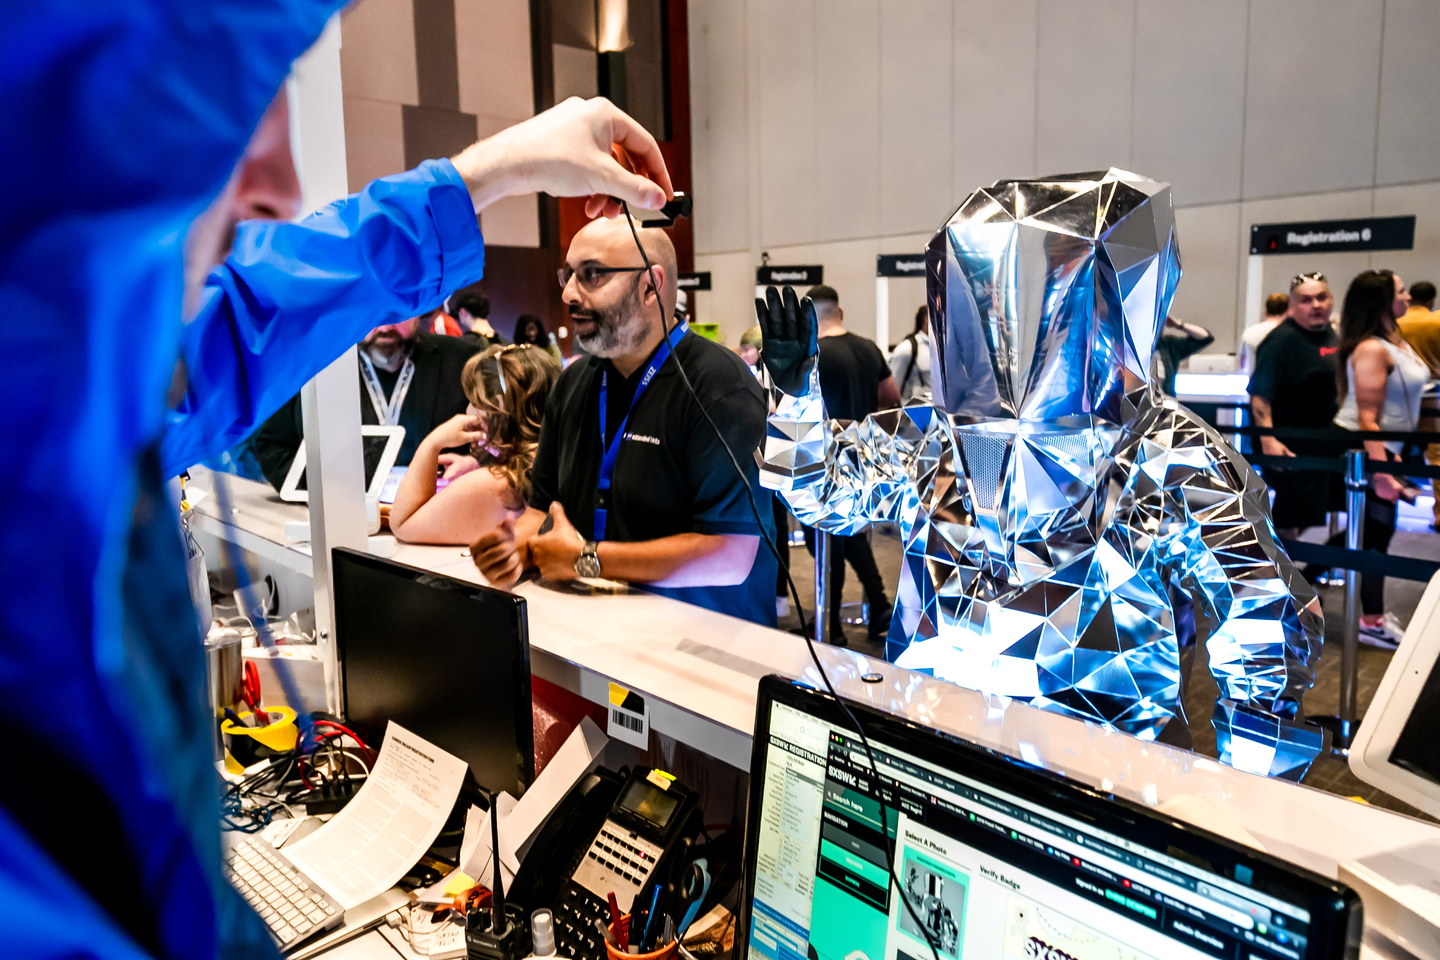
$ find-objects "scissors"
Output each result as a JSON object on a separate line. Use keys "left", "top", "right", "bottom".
{"left": 674, "top": 858, "right": 711, "bottom": 940}
{"left": 242, "top": 661, "right": 268, "bottom": 725}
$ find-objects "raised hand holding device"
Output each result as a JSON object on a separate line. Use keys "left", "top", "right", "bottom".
{"left": 753, "top": 285, "right": 818, "bottom": 396}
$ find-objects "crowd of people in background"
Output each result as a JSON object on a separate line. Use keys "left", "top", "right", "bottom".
{"left": 212, "top": 256, "right": 1440, "bottom": 651}
{"left": 1249, "top": 270, "right": 1440, "bottom": 649}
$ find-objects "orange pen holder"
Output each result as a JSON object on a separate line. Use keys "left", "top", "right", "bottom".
{"left": 606, "top": 914, "right": 679, "bottom": 960}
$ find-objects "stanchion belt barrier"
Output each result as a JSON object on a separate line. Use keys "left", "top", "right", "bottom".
{"left": 1201, "top": 422, "right": 1440, "bottom": 581}
{"left": 1277, "top": 538, "right": 1440, "bottom": 583}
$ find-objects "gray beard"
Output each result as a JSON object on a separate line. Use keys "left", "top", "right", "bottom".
{"left": 573, "top": 286, "right": 649, "bottom": 357}
{"left": 364, "top": 342, "right": 410, "bottom": 372}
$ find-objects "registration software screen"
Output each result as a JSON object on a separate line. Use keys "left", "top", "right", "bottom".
{"left": 749, "top": 702, "right": 1312, "bottom": 960}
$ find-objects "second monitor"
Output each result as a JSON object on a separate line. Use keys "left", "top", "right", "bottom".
{"left": 332, "top": 548, "right": 534, "bottom": 796}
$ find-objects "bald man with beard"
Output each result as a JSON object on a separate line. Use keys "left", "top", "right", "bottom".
{"left": 471, "top": 216, "right": 777, "bottom": 624}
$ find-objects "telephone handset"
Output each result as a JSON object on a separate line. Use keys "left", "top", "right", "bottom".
{"left": 544, "top": 767, "right": 700, "bottom": 960}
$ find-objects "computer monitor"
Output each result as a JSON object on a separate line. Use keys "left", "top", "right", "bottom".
{"left": 742, "top": 675, "right": 1360, "bottom": 960}
{"left": 332, "top": 548, "right": 534, "bottom": 797}
{"left": 1350, "top": 569, "right": 1440, "bottom": 819}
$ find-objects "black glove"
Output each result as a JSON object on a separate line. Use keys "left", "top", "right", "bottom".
{"left": 754, "top": 285, "right": 819, "bottom": 396}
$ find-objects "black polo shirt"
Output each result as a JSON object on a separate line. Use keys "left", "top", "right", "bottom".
{"left": 530, "top": 331, "right": 777, "bottom": 625}
{"left": 1247, "top": 318, "right": 1339, "bottom": 452}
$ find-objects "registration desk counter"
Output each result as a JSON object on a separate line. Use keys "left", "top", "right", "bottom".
{"left": 187, "top": 470, "right": 1440, "bottom": 885}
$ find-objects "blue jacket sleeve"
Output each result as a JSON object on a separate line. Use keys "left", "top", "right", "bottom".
{"left": 162, "top": 158, "right": 485, "bottom": 475}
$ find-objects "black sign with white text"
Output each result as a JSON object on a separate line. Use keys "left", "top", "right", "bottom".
{"left": 877, "top": 254, "right": 927, "bottom": 277}
{"left": 677, "top": 272, "right": 711, "bottom": 291}
{"left": 1250, "top": 216, "right": 1415, "bottom": 255}
{"left": 756, "top": 265, "right": 823, "bottom": 286}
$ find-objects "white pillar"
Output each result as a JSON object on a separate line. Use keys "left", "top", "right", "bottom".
{"left": 875, "top": 276, "right": 891, "bottom": 350}
{"left": 288, "top": 17, "right": 363, "bottom": 713}
{"left": 1242, "top": 253, "right": 1264, "bottom": 333}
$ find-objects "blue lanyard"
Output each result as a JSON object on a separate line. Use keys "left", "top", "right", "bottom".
{"left": 595, "top": 323, "right": 688, "bottom": 541}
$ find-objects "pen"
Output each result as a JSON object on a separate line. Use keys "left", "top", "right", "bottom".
{"left": 635, "top": 884, "right": 662, "bottom": 953}
{"left": 608, "top": 892, "right": 626, "bottom": 949}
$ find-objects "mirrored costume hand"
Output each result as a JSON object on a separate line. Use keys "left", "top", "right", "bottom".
{"left": 759, "top": 169, "right": 1327, "bottom": 780}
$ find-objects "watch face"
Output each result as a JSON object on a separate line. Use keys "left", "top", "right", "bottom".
{"left": 576, "top": 555, "right": 601, "bottom": 578}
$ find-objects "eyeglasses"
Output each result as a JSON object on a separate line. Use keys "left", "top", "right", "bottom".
{"left": 557, "top": 264, "right": 646, "bottom": 291}
{"left": 1290, "top": 270, "right": 1327, "bottom": 287}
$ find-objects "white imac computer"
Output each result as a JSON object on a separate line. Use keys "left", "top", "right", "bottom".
{"left": 1346, "top": 571, "right": 1440, "bottom": 959}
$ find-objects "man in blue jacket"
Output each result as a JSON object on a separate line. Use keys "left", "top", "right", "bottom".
{"left": 0, "top": 4, "right": 672, "bottom": 958}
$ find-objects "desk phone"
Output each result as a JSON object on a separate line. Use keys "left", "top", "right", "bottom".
{"left": 552, "top": 768, "right": 699, "bottom": 960}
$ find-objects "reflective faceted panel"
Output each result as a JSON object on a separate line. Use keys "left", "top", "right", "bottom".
{"left": 762, "top": 169, "right": 1326, "bottom": 780}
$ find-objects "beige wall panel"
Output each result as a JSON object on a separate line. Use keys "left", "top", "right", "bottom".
{"left": 1132, "top": 0, "right": 1246, "bottom": 206}
{"left": 1171, "top": 202, "right": 1241, "bottom": 352}
{"left": 952, "top": 0, "right": 1038, "bottom": 196}
{"left": 1375, "top": 0, "right": 1440, "bottom": 187}
{"left": 455, "top": 0, "right": 534, "bottom": 122}
{"left": 343, "top": 97, "right": 407, "bottom": 193}
{"left": 878, "top": 0, "right": 954, "bottom": 236}
{"left": 1371, "top": 181, "right": 1440, "bottom": 291}
{"left": 757, "top": 0, "right": 818, "bottom": 248}
{"left": 341, "top": 0, "right": 419, "bottom": 106}
{"left": 1242, "top": 0, "right": 1383, "bottom": 199}
{"left": 689, "top": 0, "right": 752, "bottom": 255}
{"left": 553, "top": 43, "right": 599, "bottom": 100}
{"left": 1034, "top": 0, "right": 1134, "bottom": 175}
{"left": 815, "top": 0, "right": 881, "bottom": 243}
{"left": 694, "top": 249, "right": 760, "bottom": 346}
{"left": 481, "top": 194, "right": 542, "bottom": 248}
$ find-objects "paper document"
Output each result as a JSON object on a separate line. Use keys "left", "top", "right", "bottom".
{"left": 460, "top": 717, "right": 607, "bottom": 885}
{"left": 284, "top": 723, "right": 467, "bottom": 909}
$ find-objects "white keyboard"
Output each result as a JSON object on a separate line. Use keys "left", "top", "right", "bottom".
{"left": 223, "top": 836, "right": 344, "bottom": 953}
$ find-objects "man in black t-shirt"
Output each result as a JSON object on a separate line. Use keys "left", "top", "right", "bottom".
{"left": 471, "top": 216, "right": 776, "bottom": 625}
{"left": 802, "top": 285, "right": 900, "bottom": 644}
{"left": 1247, "top": 272, "right": 1342, "bottom": 536}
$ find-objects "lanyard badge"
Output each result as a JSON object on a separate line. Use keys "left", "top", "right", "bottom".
{"left": 594, "top": 323, "right": 688, "bottom": 542}
{"left": 359, "top": 352, "right": 415, "bottom": 426}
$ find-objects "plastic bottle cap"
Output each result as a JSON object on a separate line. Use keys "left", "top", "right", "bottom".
{"left": 531, "top": 908, "right": 557, "bottom": 957}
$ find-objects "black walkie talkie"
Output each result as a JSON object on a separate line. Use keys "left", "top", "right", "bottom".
{"left": 467, "top": 791, "right": 526, "bottom": 960}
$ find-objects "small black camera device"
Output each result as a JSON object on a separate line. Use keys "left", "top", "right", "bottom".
{"left": 630, "top": 191, "right": 691, "bottom": 229}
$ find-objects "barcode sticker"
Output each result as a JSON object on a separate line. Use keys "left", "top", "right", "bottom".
{"left": 606, "top": 682, "right": 649, "bottom": 748}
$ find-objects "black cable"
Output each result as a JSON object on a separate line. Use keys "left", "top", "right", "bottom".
{"left": 620, "top": 207, "right": 941, "bottom": 960}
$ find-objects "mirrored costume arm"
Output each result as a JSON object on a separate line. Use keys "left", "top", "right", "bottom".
{"left": 1110, "top": 400, "right": 1326, "bottom": 778}
{"left": 759, "top": 367, "right": 944, "bottom": 538}
{"left": 160, "top": 159, "right": 485, "bottom": 476}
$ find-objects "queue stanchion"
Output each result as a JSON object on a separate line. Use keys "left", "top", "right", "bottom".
{"left": 814, "top": 530, "right": 831, "bottom": 645}
{"left": 1340, "top": 449, "right": 1366, "bottom": 740}
{"left": 1308, "top": 449, "right": 1367, "bottom": 756}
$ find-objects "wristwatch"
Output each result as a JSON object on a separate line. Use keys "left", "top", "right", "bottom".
{"left": 574, "top": 540, "right": 602, "bottom": 578}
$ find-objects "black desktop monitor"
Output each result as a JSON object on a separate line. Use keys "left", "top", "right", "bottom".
{"left": 332, "top": 548, "right": 534, "bottom": 796}
{"left": 741, "top": 675, "right": 1361, "bottom": 960}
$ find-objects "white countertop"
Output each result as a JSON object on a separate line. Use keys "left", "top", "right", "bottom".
{"left": 189, "top": 470, "right": 1440, "bottom": 883}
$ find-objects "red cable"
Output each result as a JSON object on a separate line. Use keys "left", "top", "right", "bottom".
{"left": 311, "top": 721, "right": 375, "bottom": 760}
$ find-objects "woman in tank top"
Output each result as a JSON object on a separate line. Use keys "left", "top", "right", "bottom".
{"left": 1333, "top": 269, "right": 1426, "bottom": 647}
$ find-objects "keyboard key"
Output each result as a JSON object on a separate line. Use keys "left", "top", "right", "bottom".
{"left": 294, "top": 919, "right": 312, "bottom": 934}
{"left": 277, "top": 924, "right": 295, "bottom": 941}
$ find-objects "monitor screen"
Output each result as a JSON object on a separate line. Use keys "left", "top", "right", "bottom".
{"left": 1389, "top": 653, "right": 1440, "bottom": 787}
{"left": 333, "top": 548, "right": 534, "bottom": 797}
{"left": 745, "top": 680, "right": 1353, "bottom": 960}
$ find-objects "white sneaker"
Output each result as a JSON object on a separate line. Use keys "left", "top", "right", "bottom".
{"left": 1359, "top": 612, "right": 1405, "bottom": 649}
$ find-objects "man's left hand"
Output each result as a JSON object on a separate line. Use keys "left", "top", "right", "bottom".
{"left": 529, "top": 502, "right": 585, "bottom": 581}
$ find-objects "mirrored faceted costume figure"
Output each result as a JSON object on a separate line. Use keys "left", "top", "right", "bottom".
{"left": 759, "top": 169, "right": 1326, "bottom": 779}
